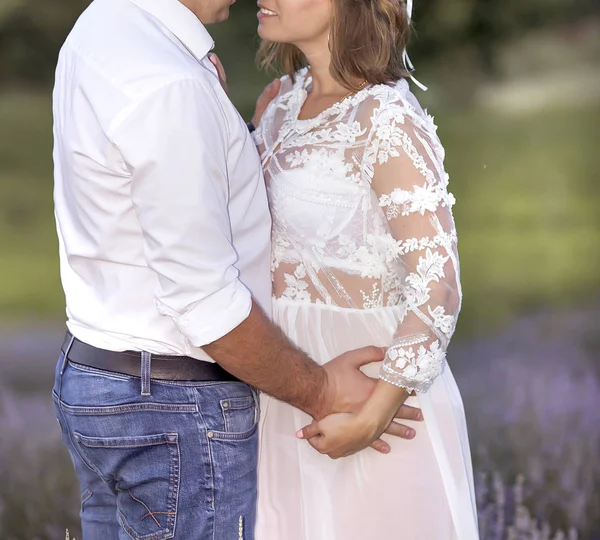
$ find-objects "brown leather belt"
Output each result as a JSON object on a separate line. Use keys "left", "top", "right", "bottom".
{"left": 61, "top": 332, "right": 240, "bottom": 382}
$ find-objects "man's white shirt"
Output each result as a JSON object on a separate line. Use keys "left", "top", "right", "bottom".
{"left": 53, "top": 0, "right": 272, "bottom": 361}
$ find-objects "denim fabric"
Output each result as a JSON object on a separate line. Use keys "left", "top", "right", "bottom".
{"left": 52, "top": 353, "right": 258, "bottom": 540}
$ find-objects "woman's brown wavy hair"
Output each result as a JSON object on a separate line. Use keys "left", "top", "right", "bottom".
{"left": 257, "top": 0, "right": 412, "bottom": 91}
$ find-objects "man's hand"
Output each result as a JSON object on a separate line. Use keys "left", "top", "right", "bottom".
{"left": 251, "top": 79, "right": 281, "bottom": 127}
{"left": 315, "top": 346, "right": 384, "bottom": 418}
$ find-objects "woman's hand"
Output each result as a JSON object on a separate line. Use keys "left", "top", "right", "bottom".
{"left": 298, "top": 381, "right": 420, "bottom": 459}
{"left": 297, "top": 412, "right": 384, "bottom": 459}
{"left": 251, "top": 79, "right": 281, "bottom": 127}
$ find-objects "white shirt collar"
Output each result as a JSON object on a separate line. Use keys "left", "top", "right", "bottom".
{"left": 126, "top": 0, "right": 214, "bottom": 61}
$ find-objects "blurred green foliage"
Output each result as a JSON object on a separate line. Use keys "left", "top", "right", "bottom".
{"left": 0, "top": 0, "right": 599, "bottom": 333}
{"left": 1, "top": 0, "right": 599, "bottom": 87}
{"left": 1, "top": 90, "right": 599, "bottom": 333}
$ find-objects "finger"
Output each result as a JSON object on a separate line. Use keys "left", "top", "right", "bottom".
{"left": 208, "top": 53, "right": 227, "bottom": 84}
{"left": 216, "top": 62, "right": 227, "bottom": 84}
{"left": 297, "top": 422, "right": 321, "bottom": 440}
{"left": 394, "top": 404, "right": 423, "bottom": 422}
{"left": 208, "top": 53, "right": 219, "bottom": 69}
{"left": 208, "top": 53, "right": 224, "bottom": 73}
{"left": 369, "top": 438, "right": 391, "bottom": 454}
{"left": 346, "top": 346, "right": 387, "bottom": 368}
{"left": 385, "top": 421, "right": 416, "bottom": 440}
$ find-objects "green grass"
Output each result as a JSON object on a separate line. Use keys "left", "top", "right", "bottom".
{"left": 0, "top": 92, "right": 65, "bottom": 320}
{"left": 1, "top": 91, "right": 599, "bottom": 334}
{"left": 440, "top": 104, "right": 600, "bottom": 333}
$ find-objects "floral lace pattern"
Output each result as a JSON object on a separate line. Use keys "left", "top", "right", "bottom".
{"left": 253, "top": 69, "right": 461, "bottom": 393}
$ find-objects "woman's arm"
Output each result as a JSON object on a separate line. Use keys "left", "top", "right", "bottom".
{"left": 300, "top": 98, "right": 460, "bottom": 458}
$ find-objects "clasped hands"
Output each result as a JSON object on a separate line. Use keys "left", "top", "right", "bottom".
{"left": 299, "top": 346, "right": 422, "bottom": 460}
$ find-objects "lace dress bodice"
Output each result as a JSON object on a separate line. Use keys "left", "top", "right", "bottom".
{"left": 253, "top": 69, "right": 461, "bottom": 393}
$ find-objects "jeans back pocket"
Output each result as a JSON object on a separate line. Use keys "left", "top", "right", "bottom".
{"left": 73, "top": 431, "right": 180, "bottom": 540}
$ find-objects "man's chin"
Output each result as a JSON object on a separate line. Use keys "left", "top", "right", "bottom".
{"left": 217, "top": 7, "right": 231, "bottom": 21}
{"left": 204, "top": 6, "right": 230, "bottom": 24}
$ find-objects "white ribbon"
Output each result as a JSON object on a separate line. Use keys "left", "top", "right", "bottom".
{"left": 403, "top": 0, "right": 428, "bottom": 91}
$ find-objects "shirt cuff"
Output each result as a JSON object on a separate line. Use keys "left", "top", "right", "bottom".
{"left": 158, "top": 280, "right": 253, "bottom": 347}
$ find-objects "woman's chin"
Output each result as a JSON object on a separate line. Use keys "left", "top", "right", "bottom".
{"left": 257, "top": 23, "right": 282, "bottom": 42}
{"left": 257, "top": 24, "right": 270, "bottom": 40}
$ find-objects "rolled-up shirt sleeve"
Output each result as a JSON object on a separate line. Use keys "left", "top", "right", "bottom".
{"left": 111, "top": 77, "right": 252, "bottom": 347}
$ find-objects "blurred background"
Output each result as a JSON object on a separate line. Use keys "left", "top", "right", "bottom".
{"left": 0, "top": 0, "right": 599, "bottom": 538}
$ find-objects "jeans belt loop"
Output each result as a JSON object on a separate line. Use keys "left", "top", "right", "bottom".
{"left": 141, "top": 351, "right": 152, "bottom": 396}
{"left": 60, "top": 334, "right": 76, "bottom": 376}
{"left": 57, "top": 333, "right": 76, "bottom": 400}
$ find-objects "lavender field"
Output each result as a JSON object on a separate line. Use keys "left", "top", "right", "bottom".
{"left": 1, "top": 2, "right": 599, "bottom": 538}
{"left": 1, "top": 302, "right": 598, "bottom": 539}
{"left": 456, "top": 304, "right": 600, "bottom": 539}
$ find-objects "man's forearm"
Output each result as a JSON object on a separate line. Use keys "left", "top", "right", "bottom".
{"left": 203, "top": 301, "right": 328, "bottom": 417}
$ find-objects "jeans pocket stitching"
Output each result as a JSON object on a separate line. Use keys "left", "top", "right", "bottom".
{"left": 75, "top": 432, "right": 180, "bottom": 540}
{"left": 68, "top": 360, "right": 134, "bottom": 381}
{"left": 118, "top": 510, "right": 173, "bottom": 540}
{"left": 81, "top": 488, "right": 93, "bottom": 513}
{"left": 74, "top": 432, "right": 178, "bottom": 448}
{"left": 61, "top": 401, "right": 198, "bottom": 416}
{"left": 54, "top": 403, "right": 107, "bottom": 481}
{"left": 166, "top": 434, "right": 180, "bottom": 538}
{"left": 207, "top": 421, "right": 259, "bottom": 441}
{"left": 219, "top": 395, "right": 257, "bottom": 436}
{"left": 221, "top": 396, "right": 254, "bottom": 410}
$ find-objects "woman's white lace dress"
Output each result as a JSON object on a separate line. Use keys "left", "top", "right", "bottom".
{"left": 253, "top": 69, "right": 479, "bottom": 539}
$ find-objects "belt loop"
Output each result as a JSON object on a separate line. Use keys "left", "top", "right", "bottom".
{"left": 141, "top": 351, "right": 152, "bottom": 396}
{"left": 60, "top": 334, "right": 75, "bottom": 376}
{"left": 57, "top": 333, "right": 75, "bottom": 400}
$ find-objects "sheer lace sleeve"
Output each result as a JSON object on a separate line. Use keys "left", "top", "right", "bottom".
{"left": 364, "top": 98, "right": 461, "bottom": 394}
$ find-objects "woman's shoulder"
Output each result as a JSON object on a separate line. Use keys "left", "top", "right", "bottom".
{"left": 359, "top": 79, "right": 418, "bottom": 116}
{"left": 357, "top": 79, "right": 438, "bottom": 134}
{"left": 259, "top": 70, "right": 304, "bottom": 122}
{"left": 278, "top": 67, "right": 310, "bottom": 95}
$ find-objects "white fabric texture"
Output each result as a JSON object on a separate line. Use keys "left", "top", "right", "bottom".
{"left": 254, "top": 69, "right": 479, "bottom": 539}
{"left": 52, "top": 0, "right": 271, "bottom": 359}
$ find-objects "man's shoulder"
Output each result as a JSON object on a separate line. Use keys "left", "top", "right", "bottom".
{"left": 63, "top": 0, "right": 209, "bottom": 100}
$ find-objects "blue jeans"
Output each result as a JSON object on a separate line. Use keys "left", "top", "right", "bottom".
{"left": 52, "top": 351, "right": 259, "bottom": 540}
